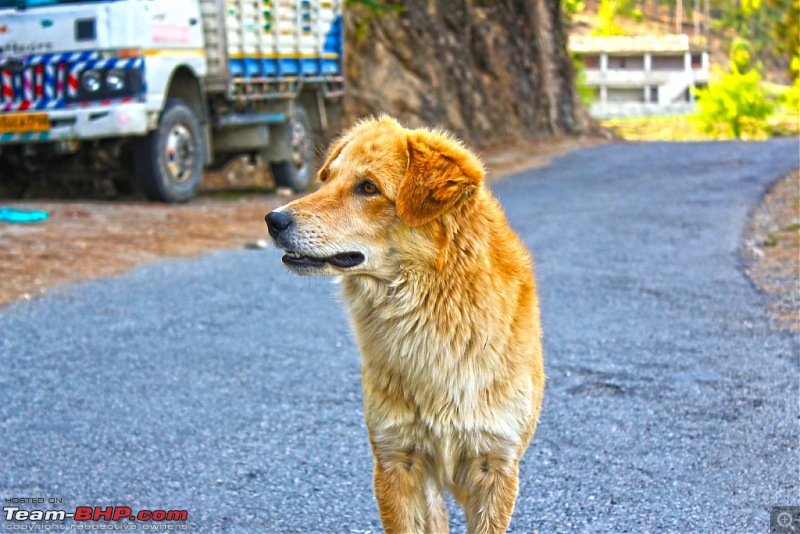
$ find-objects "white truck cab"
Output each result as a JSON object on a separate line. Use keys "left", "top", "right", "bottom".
{"left": 0, "top": 0, "right": 344, "bottom": 202}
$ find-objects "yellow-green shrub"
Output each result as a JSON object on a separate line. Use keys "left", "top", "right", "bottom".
{"left": 694, "top": 40, "right": 774, "bottom": 139}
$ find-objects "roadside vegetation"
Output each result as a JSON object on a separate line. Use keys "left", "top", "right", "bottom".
{"left": 567, "top": 0, "right": 799, "bottom": 141}
{"left": 601, "top": 38, "right": 799, "bottom": 141}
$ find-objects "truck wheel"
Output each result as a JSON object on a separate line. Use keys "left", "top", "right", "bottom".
{"left": 270, "top": 105, "right": 315, "bottom": 192}
{"left": 135, "top": 98, "right": 205, "bottom": 203}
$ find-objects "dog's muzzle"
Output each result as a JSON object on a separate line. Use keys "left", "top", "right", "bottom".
{"left": 264, "top": 209, "right": 365, "bottom": 270}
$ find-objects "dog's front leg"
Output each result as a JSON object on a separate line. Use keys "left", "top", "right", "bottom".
{"left": 371, "top": 443, "right": 429, "bottom": 534}
{"left": 458, "top": 453, "right": 520, "bottom": 534}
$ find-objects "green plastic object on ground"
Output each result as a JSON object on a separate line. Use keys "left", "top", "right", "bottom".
{"left": 0, "top": 207, "right": 49, "bottom": 223}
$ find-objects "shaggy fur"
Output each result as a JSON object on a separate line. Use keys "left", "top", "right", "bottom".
{"left": 266, "top": 116, "right": 544, "bottom": 534}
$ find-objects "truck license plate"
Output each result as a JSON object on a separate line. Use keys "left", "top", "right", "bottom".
{"left": 0, "top": 113, "right": 50, "bottom": 133}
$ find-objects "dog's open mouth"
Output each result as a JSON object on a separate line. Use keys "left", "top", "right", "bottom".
{"left": 282, "top": 251, "right": 365, "bottom": 269}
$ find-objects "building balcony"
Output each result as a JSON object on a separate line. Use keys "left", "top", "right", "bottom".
{"left": 583, "top": 69, "right": 708, "bottom": 88}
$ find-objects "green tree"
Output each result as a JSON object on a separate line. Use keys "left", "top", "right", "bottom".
{"left": 563, "top": 0, "right": 586, "bottom": 20}
{"left": 572, "top": 56, "right": 595, "bottom": 107}
{"left": 593, "top": 0, "right": 632, "bottom": 35}
{"left": 764, "top": 0, "right": 799, "bottom": 80}
{"left": 694, "top": 40, "right": 774, "bottom": 138}
{"left": 779, "top": 56, "right": 800, "bottom": 113}
{"left": 729, "top": 37, "right": 754, "bottom": 73}
{"left": 710, "top": 0, "right": 793, "bottom": 77}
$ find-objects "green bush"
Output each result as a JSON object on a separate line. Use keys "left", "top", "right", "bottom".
{"left": 694, "top": 41, "right": 774, "bottom": 139}
{"left": 729, "top": 38, "right": 754, "bottom": 73}
{"left": 563, "top": 0, "right": 586, "bottom": 20}
{"left": 593, "top": 0, "right": 627, "bottom": 36}
{"left": 780, "top": 55, "right": 800, "bottom": 114}
{"left": 572, "top": 56, "right": 594, "bottom": 108}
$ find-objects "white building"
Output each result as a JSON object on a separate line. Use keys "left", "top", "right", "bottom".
{"left": 569, "top": 34, "right": 709, "bottom": 119}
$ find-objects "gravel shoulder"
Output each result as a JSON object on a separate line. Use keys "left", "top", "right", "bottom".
{"left": 742, "top": 169, "right": 800, "bottom": 331}
{"left": 0, "top": 137, "right": 602, "bottom": 307}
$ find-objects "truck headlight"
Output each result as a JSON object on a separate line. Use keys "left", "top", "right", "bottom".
{"left": 67, "top": 60, "right": 143, "bottom": 104}
{"left": 81, "top": 69, "right": 102, "bottom": 93}
{"left": 105, "top": 69, "right": 126, "bottom": 92}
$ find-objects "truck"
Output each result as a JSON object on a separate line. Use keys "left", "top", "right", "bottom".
{"left": 0, "top": 0, "right": 344, "bottom": 202}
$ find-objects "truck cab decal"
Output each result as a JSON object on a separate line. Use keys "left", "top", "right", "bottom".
{"left": 0, "top": 51, "right": 143, "bottom": 112}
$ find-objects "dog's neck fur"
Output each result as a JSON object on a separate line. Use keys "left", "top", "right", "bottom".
{"left": 338, "top": 185, "right": 537, "bottom": 438}
{"left": 339, "top": 187, "right": 528, "bottom": 339}
{"left": 343, "top": 189, "right": 487, "bottom": 301}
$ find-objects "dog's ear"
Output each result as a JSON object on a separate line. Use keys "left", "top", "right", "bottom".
{"left": 396, "top": 131, "right": 484, "bottom": 227}
{"left": 319, "top": 116, "right": 404, "bottom": 182}
{"left": 317, "top": 135, "right": 348, "bottom": 183}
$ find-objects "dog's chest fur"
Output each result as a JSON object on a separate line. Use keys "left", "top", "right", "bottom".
{"left": 341, "top": 256, "right": 538, "bottom": 482}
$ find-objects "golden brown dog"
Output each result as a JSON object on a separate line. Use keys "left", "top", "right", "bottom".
{"left": 265, "top": 116, "right": 544, "bottom": 534}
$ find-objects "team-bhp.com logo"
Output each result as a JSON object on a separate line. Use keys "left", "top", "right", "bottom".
{"left": 4, "top": 503, "right": 188, "bottom": 531}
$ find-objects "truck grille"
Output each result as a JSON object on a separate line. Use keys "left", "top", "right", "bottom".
{"left": 0, "top": 51, "right": 143, "bottom": 112}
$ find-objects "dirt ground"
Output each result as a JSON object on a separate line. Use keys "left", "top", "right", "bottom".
{"left": 742, "top": 169, "right": 800, "bottom": 331}
{"left": 0, "top": 137, "right": 603, "bottom": 308}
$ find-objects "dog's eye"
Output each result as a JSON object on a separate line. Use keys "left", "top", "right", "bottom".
{"left": 356, "top": 180, "right": 380, "bottom": 196}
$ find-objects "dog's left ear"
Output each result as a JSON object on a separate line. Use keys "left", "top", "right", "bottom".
{"left": 317, "top": 134, "right": 349, "bottom": 183}
{"left": 396, "top": 131, "right": 485, "bottom": 227}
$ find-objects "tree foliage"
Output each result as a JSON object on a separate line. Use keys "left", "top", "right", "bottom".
{"left": 344, "top": 0, "right": 404, "bottom": 14}
{"left": 780, "top": 56, "right": 800, "bottom": 112}
{"left": 763, "top": 0, "right": 799, "bottom": 80}
{"left": 694, "top": 40, "right": 774, "bottom": 138}
{"left": 710, "top": 0, "right": 795, "bottom": 79}
{"left": 572, "top": 56, "right": 595, "bottom": 107}
{"left": 592, "top": 0, "right": 631, "bottom": 35}
{"left": 563, "top": 0, "right": 586, "bottom": 20}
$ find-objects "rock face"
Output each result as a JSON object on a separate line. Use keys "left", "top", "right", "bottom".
{"left": 344, "top": 0, "right": 592, "bottom": 146}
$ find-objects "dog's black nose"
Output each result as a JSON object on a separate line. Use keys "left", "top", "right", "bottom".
{"left": 266, "top": 210, "right": 293, "bottom": 237}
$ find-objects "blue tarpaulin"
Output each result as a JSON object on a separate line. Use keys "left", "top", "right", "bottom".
{"left": 0, "top": 207, "right": 49, "bottom": 223}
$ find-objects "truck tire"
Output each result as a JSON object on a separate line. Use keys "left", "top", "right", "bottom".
{"left": 270, "top": 105, "right": 315, "bottom": 192}
{"left": 135, "top": 98, "right": 205, "bottom": 203}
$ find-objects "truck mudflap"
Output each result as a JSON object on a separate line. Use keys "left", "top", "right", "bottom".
{"left": 0, "top": 50, "right": 148, "bottom": 144}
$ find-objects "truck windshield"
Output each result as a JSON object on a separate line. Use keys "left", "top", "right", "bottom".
{"left": 0, "top": 0, "right": 117, "bottom": 8}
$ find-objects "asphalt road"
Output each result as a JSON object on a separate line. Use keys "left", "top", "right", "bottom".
{"left": 1, "top": 140, "right": 798, "bottom": 533}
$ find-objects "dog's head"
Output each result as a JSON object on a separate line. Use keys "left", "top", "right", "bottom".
{"left": 265, "top": 116, "right": 485, "bottom": 277}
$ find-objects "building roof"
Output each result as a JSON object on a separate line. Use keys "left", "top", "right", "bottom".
{"left": 569, "top": 34, "right": 699, "bottom": 54}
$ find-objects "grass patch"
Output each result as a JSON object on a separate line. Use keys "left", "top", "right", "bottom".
{"left": 764, "top": 233, "right": 780, "bottom": 247}
{"left": 601, "top": 116, "right": 710, "bottom": 141}
{"left": 602, "top": 112, "right": 799, "bottom": 141}
{"left": 766, "top": 110, "right": 800, "bottom": 138}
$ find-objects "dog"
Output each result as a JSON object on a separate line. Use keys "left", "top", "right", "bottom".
{"left": 266, "top": 116, "right": 544, "bottom": 534}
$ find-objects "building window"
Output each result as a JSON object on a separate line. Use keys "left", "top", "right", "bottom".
{"left": 651, "top": 55, "right": 684, "bottom": 71}
{"left": 608, "top": 55, "right": 645, "bottom": 70}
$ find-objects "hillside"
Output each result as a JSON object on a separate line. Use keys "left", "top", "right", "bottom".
{"left": 342, "top": 0, "right": 599, "bottom": 147}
